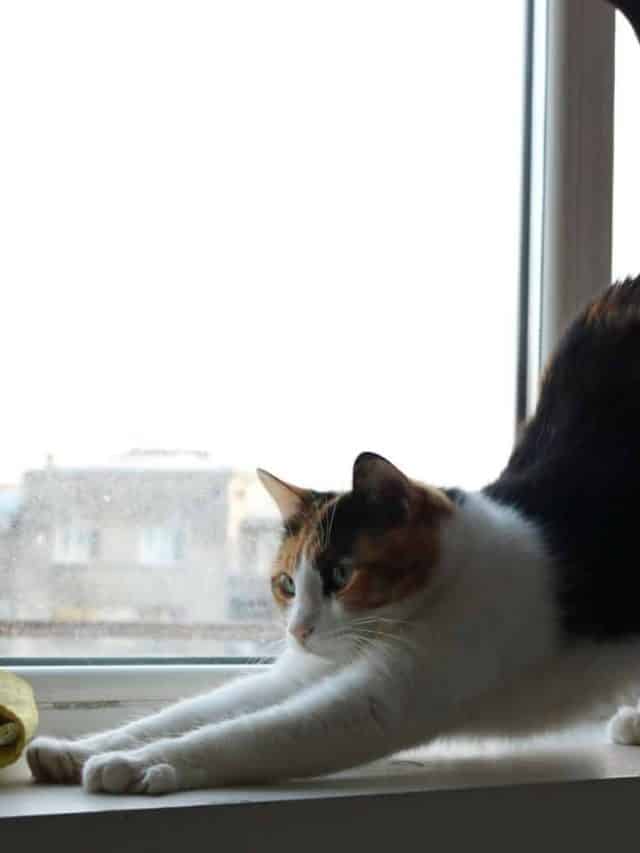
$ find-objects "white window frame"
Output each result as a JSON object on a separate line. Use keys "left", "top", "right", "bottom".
{"left": 2, "top": 2, "right": 628, "bottom": 843}
{"left": 524, "top": 0, "right": 615, "bottom": 416}
{"left": 9, "top": 664, "right": 264, "bottom": 740}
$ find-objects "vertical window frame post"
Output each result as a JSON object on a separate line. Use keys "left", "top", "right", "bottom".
{"left": 523, "top": 0, "right": 615, "bottom": 418}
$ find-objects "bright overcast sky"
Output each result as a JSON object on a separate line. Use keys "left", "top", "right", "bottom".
{"left": 1, "top": 2, "right": 531, "bottom": 491}
{"left": 613, "top": 15, "right": 640, "bottom": 286}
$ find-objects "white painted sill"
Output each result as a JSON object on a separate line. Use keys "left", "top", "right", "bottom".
{"left": 3, "top": 665, "right": 640, "bottom": 851}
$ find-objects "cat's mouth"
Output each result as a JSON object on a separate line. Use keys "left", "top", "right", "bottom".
{"left": 288, "top": 633, "right": 329, "bottom": 658}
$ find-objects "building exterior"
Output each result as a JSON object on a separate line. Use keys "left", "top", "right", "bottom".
{"left": 6, "top": 451, "right": 280, "bottom": 628}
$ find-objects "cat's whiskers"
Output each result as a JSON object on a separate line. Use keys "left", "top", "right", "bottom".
{"left": 349, "top": 616, "right": 412, "bottom": 629}
{"left": 351, "top": 635, "right": 395, "bottom": 678}
{"left": 352, "top": 629, "right": 417, "bottom": 652}
{"left": 319, "top": 506, "right": 329, "bottom": 552}
{"left": 324, "top": 498, "right": 338, "bottom": 550}
{"left": 253, "top": 635, "right": 287, "bottom": 664}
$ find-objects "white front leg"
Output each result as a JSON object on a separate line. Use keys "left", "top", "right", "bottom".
{"left": 83, "top": 658, "right": 426, "bottom": 794}
{"left": 28, "top": 650, "right": 330, "bottom": 784}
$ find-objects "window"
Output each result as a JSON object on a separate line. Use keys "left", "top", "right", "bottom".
{"left": 0, "top": 5, "right": 628, "bottom": 836}
{"left": 1, "top": 1, "right": 526, "bottom": 661}
{"left": 613, "top": 10, "right": 640, "bottom": 281}
{"left": 54, "top": 524, "right": 101, "bottom": 564}
{"left": 139, "top": 527, "right": 185, "bottom": 565}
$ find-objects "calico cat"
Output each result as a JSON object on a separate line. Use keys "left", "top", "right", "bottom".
{"left": 27, "top": 277, "right": 640, "bottom": 795}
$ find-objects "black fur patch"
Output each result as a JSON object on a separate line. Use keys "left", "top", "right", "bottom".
{"left": 485, "top": 277, "right": 640, "bottom": 642}
{"left": 313, "top": 491, "right": 402, "bottom": 595}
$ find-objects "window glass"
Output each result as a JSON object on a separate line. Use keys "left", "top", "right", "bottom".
{"left": 140, "top": 527, "right": 186, "bottom": 566}
{"left": 0, "top": 1, "right": 526, "bottom": 659}
{"left": 613, "top": 13, "right": 640, "bottom": 281}
{"left": 54, "top": 523, "right": 100, "bottom": 565}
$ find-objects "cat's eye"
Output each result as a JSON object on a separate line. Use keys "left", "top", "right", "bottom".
{"left": 274, "top": 572, "right": 296, "bottom": 599}
{"left": 332, "top": 561, "right": 354, "bottom": 590}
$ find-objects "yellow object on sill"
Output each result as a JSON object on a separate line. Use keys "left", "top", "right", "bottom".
{"left": 0, "top": 670, "right": 39, "bottom": 768}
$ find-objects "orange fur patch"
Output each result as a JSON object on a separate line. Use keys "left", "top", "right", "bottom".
{"left": 270, "top": 498, "right": 337, "bottom": 607}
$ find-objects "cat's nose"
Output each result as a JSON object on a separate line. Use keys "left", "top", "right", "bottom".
{"left": 289, "top": 624, "right": 314, "bottom": 644}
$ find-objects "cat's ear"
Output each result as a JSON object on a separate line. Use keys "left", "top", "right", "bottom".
{"left": 352, "top": 452, "right": 410, "bottom": 502}
{"left": 352, "top": 452, "right": 453, "bottom": 522}
{"left": 257, "top": 469, "right": 311, "bottom": 521}
{"left": 352, "top": 452, "right": 412, "bottom": 524}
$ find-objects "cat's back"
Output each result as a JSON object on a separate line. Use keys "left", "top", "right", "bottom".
{"left": 485, "top": 276, "right": 640, "bottom": 641}
{"left": 511, "top": 276, "right": 640, "bottom": 473}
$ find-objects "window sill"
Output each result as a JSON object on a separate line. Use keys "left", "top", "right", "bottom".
{"left": 5, "top": 665, "right": 640, "bottom": 848}
{"left": 2, "top": 727, "right": 640, "bottom": 851}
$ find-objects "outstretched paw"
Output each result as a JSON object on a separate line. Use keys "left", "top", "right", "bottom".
{"left": 83, "top": 750, "right": 178, "bottom": 795}
{"left": 27, "top": 736, "right": 89, "bottom": 784}
{"left": 607, "top": 704, "right": 640, "bottom": 745}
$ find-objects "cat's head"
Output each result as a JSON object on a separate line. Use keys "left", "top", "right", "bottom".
{"left": 258, "top": 452, "right": 454, "bottom": 660}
